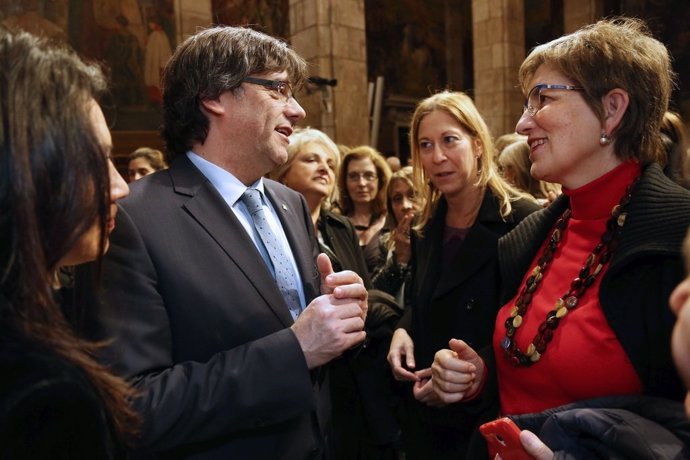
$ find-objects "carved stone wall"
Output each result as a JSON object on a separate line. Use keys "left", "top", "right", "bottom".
{"left": 290, "top": 0, "right": 369, "bottom": 146}
{"left": 472, "top": 0, "right": 525, "bottom": 138}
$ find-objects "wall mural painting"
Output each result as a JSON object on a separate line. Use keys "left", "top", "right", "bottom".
{"left": 212, "top": 0, "right": 288, "bottom": 40}
{"left": 0, "top": 0, "right": 175, "bottom": 130}
{"left": 366, "top": 0, "right": 446, "bottom": 99}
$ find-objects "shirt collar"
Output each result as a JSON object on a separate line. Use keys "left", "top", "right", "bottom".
{"left": 186, "top": 151, "right": 266, "bottom": 206}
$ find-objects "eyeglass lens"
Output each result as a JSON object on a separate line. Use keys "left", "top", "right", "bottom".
{"left": 348, "top": 172, "right": 377, "bottom": 182}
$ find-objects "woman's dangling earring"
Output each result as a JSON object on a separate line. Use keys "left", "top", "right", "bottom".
{"left": 599, "top": 131, "right": 611, "bottom": 146}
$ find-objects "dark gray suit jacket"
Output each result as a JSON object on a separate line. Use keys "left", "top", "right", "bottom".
{"left": 90, "top": 155, "right": 327, "bottom": 459}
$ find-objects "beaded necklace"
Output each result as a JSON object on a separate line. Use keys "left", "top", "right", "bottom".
{"left": 501, "top": 177, "right": 639, "bottom": 367}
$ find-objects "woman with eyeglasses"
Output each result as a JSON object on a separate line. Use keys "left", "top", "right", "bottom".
{"left": 386, "top": 91, "right": 539, "bottom": 460}
{"left": 432, "top": 18, "right": 690, "bottom": 458}
{"left": 337, "top": 146, "right": 392, "bottom": 274}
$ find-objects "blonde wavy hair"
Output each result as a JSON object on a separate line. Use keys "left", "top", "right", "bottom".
{"left": 409, "top": 91, "right": 533, "bottom": 234}
{"left": 268, "top": 127, "right": 341, "bottom": 208}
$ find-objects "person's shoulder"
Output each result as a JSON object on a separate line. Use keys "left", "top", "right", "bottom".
{"left": 119, "top": 166, "right": 173, "bottom": 207}
{"left": 0, "top": 338, "right": 105, "bottom": 433}
{"left": 0, "top": 338, "right": 119, "bottom": 460}
{"left": 637, "top": 163, "right": 690, "bottom": 219}
{"left": 507, "top": 195, "right": 543, "bottom": 224}
{"left": 0, "top": 338, "right": 94, "bottom": 402}
{"left": 513, "top": 195, "right": 542, "bottom": 213}
{"left": 264, "top": 177, "right": 300, "bottom": 197}
{"left": 321, "top": 210, "right": 354, "bottom": 229}
{"left": 642, "top": 163, "right": 690, "bottom": 200}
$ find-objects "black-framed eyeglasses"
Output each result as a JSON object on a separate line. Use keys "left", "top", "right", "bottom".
{"left": 242, "top": 76, "right": 294, "bottom": 103}
{"left": 523, "top": 84, "right": 583, "bottom": 117}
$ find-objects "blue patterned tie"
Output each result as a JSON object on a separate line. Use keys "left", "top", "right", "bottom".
{"left": 240, "top": 188, "right": 302, "bottom": 319}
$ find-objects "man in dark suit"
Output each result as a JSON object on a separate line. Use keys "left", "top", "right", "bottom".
{"left": 87, "top": 26, "right": 368, "bottom": 459}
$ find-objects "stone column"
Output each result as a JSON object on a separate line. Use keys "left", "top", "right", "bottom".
{"left": 445, "top": 0, "right": 471, "bottom": 90}
{"left": 290, "top": 0, "right": 369, "bottom": 145}
{"left": 174, "top": 0, "right": 212, "bottom": 43}
{"left": 471, "top": 0, "right": 525, "bottom": 138}
{"left": 563, "top": 0, "right": 604, "bottom": 33}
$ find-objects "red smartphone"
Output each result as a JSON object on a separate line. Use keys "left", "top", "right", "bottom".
{"left": 479, "top": 417, "right": 532, "bottom": 460}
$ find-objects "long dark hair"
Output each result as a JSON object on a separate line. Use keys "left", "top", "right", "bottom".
{"left": 0, "top": 28, "right": 138, "bottom": 442}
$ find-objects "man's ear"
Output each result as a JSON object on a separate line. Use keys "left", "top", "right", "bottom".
{"left": 602, "top": 88, "right": 629, "bottom": 134}
{"left": 200, "top": 97, "right": 225, "bottom": 116}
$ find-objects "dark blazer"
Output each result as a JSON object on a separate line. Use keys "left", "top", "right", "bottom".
{"left": 402, "top": 190, "right": 540, "bottom": 371}
{"left": 396, "top": 190, "right": 539, "bottom": 459}
{"left": 89, "top": 155, "right": 327, "bottom": 459}
{"left": 317, "top": 210, "right": 372, "bottom": 287}
{"left": 317, "top": 210, "right": 401, "bottom": 460}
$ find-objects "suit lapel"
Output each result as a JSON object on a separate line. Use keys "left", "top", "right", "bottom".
{"left": 419, "top": 191, "right": 503, "bottom": 300}
{"left": 432, "top": 223, "right": 497, "bottom": 298}
{"left": 169, "top": 157, "right": 295, "bottom": 327}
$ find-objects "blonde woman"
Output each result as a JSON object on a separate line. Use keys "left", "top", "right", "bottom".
{"left": 127, "top": 146, "right": 168, "bottom": 182}
{"left": 271, "top": 128, "right": 401, "bottom": 460}
{"left": 386, "top": 91, "right": 539, "bottom": 459}
{"left": 498, "top": 139, "right": 561, "bottom": 204}
{"left": 269, "top": 127, "right": 369, "bottom": 281}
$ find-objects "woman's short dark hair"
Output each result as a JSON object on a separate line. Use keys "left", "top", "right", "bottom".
{"left": 518, "top": 17, "right": 675, "bottom": 165}
{"left": 161, "top": 26, "right": 308, "bottom": 159}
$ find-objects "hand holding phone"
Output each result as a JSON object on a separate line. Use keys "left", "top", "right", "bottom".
{"left": 479, "top": 417, "right": 532, "bottom": 460}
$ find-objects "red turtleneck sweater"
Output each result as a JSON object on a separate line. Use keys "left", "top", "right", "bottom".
{"left": 493, "top": 162, "right": 643, "bottom": 415}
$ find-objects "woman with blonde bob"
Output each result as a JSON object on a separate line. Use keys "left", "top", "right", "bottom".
{"left": 127, "top": 147, "right": 168, "bottom": 182}
{"left": 387, "top": 90, "right": 539, "bottom": 459}
{"left": 272, "top": 129, "right": 402, "bottom": 459}
{"left": 269, "top": 127, "right": 369, "bottom": 280}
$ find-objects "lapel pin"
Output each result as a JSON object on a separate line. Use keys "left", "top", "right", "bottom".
{"left": 282, "top": 203, "right": 288, "bottom": 211}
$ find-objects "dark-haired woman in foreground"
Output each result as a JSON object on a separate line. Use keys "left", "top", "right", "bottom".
{"left": 0, "top": 28, "right": 137, "bottom": 459}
